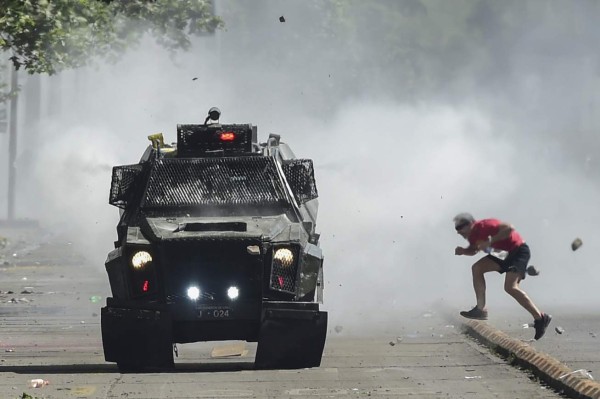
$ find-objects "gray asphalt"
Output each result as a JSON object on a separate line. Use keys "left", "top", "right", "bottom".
{"left": 0, "top": 226, "right": 592, "bottom": 398}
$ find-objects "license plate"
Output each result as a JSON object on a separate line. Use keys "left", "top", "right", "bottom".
{"left": 197, "top": 307, "right": 232, "bottom": 319}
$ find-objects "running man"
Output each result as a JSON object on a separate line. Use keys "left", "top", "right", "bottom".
{"left": 453, "top": 212, "right": 552, "bottom": 340}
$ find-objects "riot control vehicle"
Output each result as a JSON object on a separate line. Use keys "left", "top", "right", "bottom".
{"left": 101, "top": 108, "right": 327, "bottom": 371}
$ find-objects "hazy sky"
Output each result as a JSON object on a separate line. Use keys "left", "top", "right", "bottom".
{"left": 1, "top": 1, "right": 599, "bottom": 333}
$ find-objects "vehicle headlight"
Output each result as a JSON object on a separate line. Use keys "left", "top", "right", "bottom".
{"left": 187, "top": 286, "right": 200, "bottom": 301}
{"left": 131, "top": 251, "right": 152, "bottom": 269}
{"left": 227, "top": 286, "right": 239, "bottom": 300}
{"left": 273, "top": 248, "right": 294, "bottom": 268}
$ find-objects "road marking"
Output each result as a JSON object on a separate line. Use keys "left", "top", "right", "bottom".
{"left": 71, "top": 386, "right": 96, "bottom": 396}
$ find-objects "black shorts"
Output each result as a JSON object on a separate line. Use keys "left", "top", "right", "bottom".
{"left": 486, "top": 243, "right": 530, "bottom": 279}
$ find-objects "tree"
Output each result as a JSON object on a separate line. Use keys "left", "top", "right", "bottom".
{"left": 0, "top": 0, "right": 222, "bottom": 75}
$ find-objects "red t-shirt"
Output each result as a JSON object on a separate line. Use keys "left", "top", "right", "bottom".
{"left": 468, "top": 218, "right": 524, "bottom": 252}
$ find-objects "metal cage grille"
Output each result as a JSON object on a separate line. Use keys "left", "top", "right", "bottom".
{"left": 142, "top": 157, "right": 288, "bottom": 208}
{"left": 282, "top": 159, "right": 318, "bottom": 205}
{"left": 270, "top": 246, "right": 299, "bottom": 294}
{"left": 109, "top": 164, "right": 144, "bottom": 208}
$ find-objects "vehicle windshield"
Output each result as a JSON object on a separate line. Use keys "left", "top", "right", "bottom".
{"left": 140, "top": 157, "right": 292, "bottom": 216}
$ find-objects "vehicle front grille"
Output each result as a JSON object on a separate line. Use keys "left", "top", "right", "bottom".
{"left": 159, "top": 240, "right": 263, "bottom": 305}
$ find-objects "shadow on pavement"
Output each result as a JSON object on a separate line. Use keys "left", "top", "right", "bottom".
{"left": 0, "top": 361, "right": 257, "bottom": 374}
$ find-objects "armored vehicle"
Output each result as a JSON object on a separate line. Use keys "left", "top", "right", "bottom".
{"left": 101, "top": 108, "right": 327, "bottom": 371}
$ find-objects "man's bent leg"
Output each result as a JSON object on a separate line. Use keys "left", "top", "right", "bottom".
{"left": 504, "top": 272, "right": 552, "bottom": 339}
{"left": 503, "top": 272, "right": 542, "bottom": 319}
{"left": 471, "top": 257, "right": 501, "bottom": 310}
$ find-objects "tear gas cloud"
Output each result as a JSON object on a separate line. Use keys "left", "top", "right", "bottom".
{"left": 1, "top": 1, "right": 599, "bottom": 334}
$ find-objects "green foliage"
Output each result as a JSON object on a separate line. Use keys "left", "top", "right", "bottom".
{"left": 0, "top": 0, "right": 222, "bottom": 74}
{"left": 0, "top": 62, "right": 10, "bottom": 103}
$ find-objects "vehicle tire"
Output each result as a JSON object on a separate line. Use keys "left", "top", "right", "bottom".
{"left": 102, "top": 306, "right": 174, "bottom": 372}
{"left": 256, "top": 309, "right": 327, "bottom": 369}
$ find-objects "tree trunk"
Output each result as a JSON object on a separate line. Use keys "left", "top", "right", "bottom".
{"left": 7, "top": 66, "right": 18, "bottom": 221}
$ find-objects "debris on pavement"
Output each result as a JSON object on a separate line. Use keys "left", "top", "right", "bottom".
{"left": 29, "top": 379, "right": 49, "bottom": 388}
{"left": 571, "top": 238, "right": 583, "bottom": 251}
{"left": 555, "top": 326, "right": 565, "bottom": 334}
{"left": 279, "top": 15, "right": 285, "bottom": 22}
{"left": 89, "top": 295, "right": 102, "bottom": 303}
{"left": 334, "top": 325, "right": 343, "bottom": 333}
{"left": 9, "top": 297, "right": 30, "bottom": 303}
{"left": 559, "top": 369, "right": 594, "bottom": 380}
{"left": 210, "top": 342, "right": 247, "bottom": 358}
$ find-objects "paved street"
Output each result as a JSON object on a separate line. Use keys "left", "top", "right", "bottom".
{"left": 0, "top": 227, "right": 586, "bottom": 398}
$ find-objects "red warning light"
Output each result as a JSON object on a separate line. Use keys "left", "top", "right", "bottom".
{"left": 220, "top": 132, "right": 235, "bottom": 141}
{"left": 142, "top": 280, "right": 149, "bottom": 292}
{"left": 277, "top": 275, "right": 284, "bottom": 288}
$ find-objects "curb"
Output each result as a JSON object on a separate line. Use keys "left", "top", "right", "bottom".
{"left": 462, "top": 319, "right": 600, "bottom": 399}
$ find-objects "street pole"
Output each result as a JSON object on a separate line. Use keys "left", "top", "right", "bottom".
{"left": 7, "top": 65, "right": 17, "bottom": 221}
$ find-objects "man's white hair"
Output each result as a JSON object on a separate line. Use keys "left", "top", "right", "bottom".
{"left": 453, "top": 212, "right": 475, "bottom": 226}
